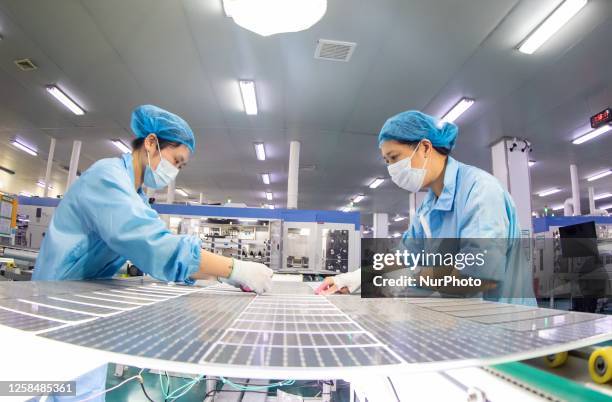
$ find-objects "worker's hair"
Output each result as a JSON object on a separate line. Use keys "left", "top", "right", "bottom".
{"left": 396, "top": 139, "right": 451, "bottom": 156}
{"left": 131, "top": 137, "right": 181, "bottom": 151}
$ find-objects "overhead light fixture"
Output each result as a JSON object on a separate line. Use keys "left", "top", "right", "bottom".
{"left": 222, "top": 0, "right": 327, "bottom": 37}
{"left": 599, "top": 203, "right": 612, "bottom": 210}
{"left": 368, "top": 177, "right": 384, "bottom": 189}
{"left": 393, "top": 215, "right": 407, "bottom": 222}
{"left": 572, "top": 124, "right": 612, "bottom": 145}
{"left": 352, "top": 194, "right": 365, "bottom": 204}
{"left": 518, "top": 0, "right": 588, "bottom": 55}
{"left": 340, "top": 206, "right": 351, "bottom": 212}
{"left": 11, "top": 139, "right": 38, "bottom": 156}
{"left": 552, "top": 204, "right": 565, "bottom": 211}
{"left": 538, "top": 188, "right": 561, "bottom": 197}
{"left": 440, "top": 98, "right": 475, "bottom": 124}
{"left": 176, "top": 188, "right": 189, "bottom": 197}
{"left": 261, "top": 173, "right": 270, "bottom": 185}
{"left": 265, "top": 191, "right": 273, "bottom": 201}
{"left": 587, "top": 169, "right": 612, "bottom": 182}
{"left": 0, "top": 166, "right": 15, "bottom": 175}
{"left": 239, "top": 80, "right": 258, "bottom": 115}
{"left": 392, "top": 232, "right": 401, "bottom": 238}
{"left": 253, "top": 142, "right": 266, "bottom": 161}
{"left": 594, "top": 192, "right": 612, "bottom": 201}
{"left": 528, "top": 160, "right": 536, "bottom": 167}
{"left": 45, "top": 85, "right": 85, "bottom": 115}
{"left": 111, "top": 139, "right": 131, "bottom": 154}
{"left": 36, "top": 180, "right": 54, "bottom": 190}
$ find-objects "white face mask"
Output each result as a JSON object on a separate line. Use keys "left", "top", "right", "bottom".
{"left": 387, "top": 142, "right": 428, "bottom": 193}
{"left": 143, "top": 139, "right": 179, "bottom": 189}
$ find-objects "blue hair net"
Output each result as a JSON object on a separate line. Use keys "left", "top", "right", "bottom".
{"left": 130, "top": 105, "right": 196, "bottom": 153}
{"left": 378, "top": 110, "right": 458, "bottom": 150}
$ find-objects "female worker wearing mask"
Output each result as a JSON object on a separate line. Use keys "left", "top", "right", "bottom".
{"left": 34, "top": 105, "right": 273, "bottom": 401}
{"left": 317, "top": 110, "right": 533, "bottom": 303}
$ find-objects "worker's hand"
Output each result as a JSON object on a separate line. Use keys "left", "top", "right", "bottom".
{"left": 315, "top": 276, "right": 347, "bottom": 295}
{"left": 315, "top": 269, "right": 361, "bottom": 295}
{"left": 229, "top": 259, "right": 273, "bottom": 294}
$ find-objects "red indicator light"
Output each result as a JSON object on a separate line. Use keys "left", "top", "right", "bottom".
{"left": 591, "top": 108, "right": 612, "bottom": 128}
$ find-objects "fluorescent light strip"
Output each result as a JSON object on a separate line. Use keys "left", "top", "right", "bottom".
{"left": 239, "top": 80, "right": 258, "bottom": 115}
{"left": 538, "top": 188, "right": 561, "bottom": 197}
{"left": 392, "top": 232, "right": 401, "bottom": 238}
{"left": 528, "top": 160, "right": 536, "bottom": 167}
{"left": 111, "top": 139, "right": 131, "bottom": 153}
{"left": 340, "top": 206, "right": 351, "bottom": 212}
{"left": 261, "top": 173, "right": 271, "bottom": 185}
{"left": 599, "top": 203, "right": 612, "bottom": 210}
{"left": 352, "top": 194, "right": 365, "bottom": 204}
{"left": 518, "top": 0, "right": 588, "bottom": 55}
{"left": 11, "top": 139, "right": 38, "bottom": 156}
{"left": 254, "top": 142, "right": 266, "bottom": 161}
{"left": 440, "top": 98, "right": 475, "bottom": 124}
{"left": 572, "top": 124, "right": 612, "bottom": 145}
{"left": 176, "top": 188, "right": 189, "bottom": 197}
{"left": 36, "top": 180, "right": 54, "bottom": 190}
{"left": 0, "top": 166, "right": 15, "bottom": 175}
{"left": 264, "top": 204, "right": 274, "bottom": 209}
{"left": 368, "top": 178, "right": 384, "bottom": 189}
{"left": 552, "top": 205, "right": 565, "bottom": 211}
{"left": 393, "top": 215, "right": 407, "bottom": 222}
{"left": 594, "top": 192, "right": 612, "bottom": 201}
{"left": 45, "top": 85, "right": 85, "bottom": 115}
{"left": 265, "top": 192, "right": 273, "bottom": 201}
{"left": 587, "top": 170, "right": 612, "bottom": 182}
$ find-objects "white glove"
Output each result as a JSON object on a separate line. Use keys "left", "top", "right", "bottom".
{"left": 333, "top": 269, "right": 362, "bottom": 293}
{"left": 227, "top": 259, "right": 273, "bottom": 294}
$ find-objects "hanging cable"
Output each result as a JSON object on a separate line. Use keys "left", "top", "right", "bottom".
{"left": 219, "top": 376, "right": 295, "bottom": 391}
{"left": 79, "top": 368, "right": 147, "bottom": 402}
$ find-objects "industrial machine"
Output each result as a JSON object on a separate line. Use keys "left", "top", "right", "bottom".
{"left": 16, "top": 197, "right": 361, "bottom": 277}
{"left": 533, "top": 216, "right": 612, "bottom": 312}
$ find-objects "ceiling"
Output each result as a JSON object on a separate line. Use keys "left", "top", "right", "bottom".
{"left": 0, "top": 0, "right": 611, "bottom": 228}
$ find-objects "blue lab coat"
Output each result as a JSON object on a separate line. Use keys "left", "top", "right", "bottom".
{"left": 403, "top": 156, "right": 535, "bottom": 305}
{"left": 33, "top": 153, "right": 201, "bottom": 401}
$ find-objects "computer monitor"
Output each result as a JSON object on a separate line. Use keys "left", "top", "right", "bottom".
{"left": 558, "top": 221, "right": 598, "bottom": 258}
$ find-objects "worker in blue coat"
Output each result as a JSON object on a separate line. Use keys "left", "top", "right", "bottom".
{"left": 34, "top": 105, "right": 273, "bottom": 401}
{"left": 317, "top": 110, "right": 535, "bottom": 305}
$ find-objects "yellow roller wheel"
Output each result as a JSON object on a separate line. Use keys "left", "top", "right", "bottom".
{"left": 544, "top": 351, "right": 568, "bottom": 368}
{"left": 589, "top": 347, "right": 612, "bottom": 384}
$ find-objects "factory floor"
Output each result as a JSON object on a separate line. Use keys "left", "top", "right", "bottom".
{"left": 105, "top": 365, "right": 349, "bottom": 401}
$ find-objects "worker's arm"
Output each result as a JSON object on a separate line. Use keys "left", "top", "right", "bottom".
{"left": 79, "top": 164, "right": 201, "bottom": 283}
{"left": 417, "top": 179, "right": 510, "bottom": 295}
{"left": 80, "top": 165, "right": 272, "bottom": 291}
{"left": 191, "top": 250, "right": 233, "bottom": 279}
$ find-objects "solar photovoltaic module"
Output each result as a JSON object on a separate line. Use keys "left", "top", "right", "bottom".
{"left": 0, "top": 279, "right": 611, "bottom": 378}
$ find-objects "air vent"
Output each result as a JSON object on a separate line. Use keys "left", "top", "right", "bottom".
{"left": 315, "top": 39, "right": 356, "bottom": 62}
{"left": 14, "top": 58, "right": 37, "bottom": 71}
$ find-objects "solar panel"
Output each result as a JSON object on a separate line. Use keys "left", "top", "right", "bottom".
{"left": 0, "top": 280, "right": 610, "bottom": 378}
